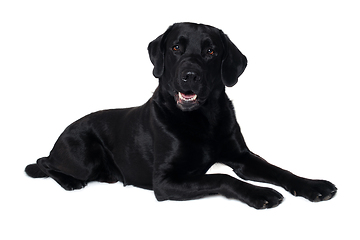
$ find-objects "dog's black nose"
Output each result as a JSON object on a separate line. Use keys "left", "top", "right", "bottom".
{"left": 182, "top": 71, "right": 201, "bottom": 83}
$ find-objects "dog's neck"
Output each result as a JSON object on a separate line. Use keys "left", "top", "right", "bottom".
{"left": 150, "top": 83, "right": 238, "bottom": 141}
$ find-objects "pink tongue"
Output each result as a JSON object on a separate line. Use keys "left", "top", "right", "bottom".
{"left": 181, "top": 93, "right": 196, "bottom": 99}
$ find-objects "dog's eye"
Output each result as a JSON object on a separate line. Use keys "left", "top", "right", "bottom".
{"left": 172, "top": 45, "right": 180, "bottom": 51}
{"left": 207, "top": 49, "right": 214, "bottom": 55}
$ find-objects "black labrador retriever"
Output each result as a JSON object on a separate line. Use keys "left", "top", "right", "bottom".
{"left": 25, "top": 22, "right": 337, "bottom": 209}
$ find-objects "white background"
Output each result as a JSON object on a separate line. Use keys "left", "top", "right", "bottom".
{"left": 1, "top": 0, "right": 359, "bottom": 239}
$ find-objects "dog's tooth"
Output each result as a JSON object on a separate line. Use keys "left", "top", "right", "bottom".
{"left": 178, "top": 92, "right": 197, "bottom": 102}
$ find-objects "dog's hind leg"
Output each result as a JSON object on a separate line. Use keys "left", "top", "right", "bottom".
{"left": 35, "top": 157, "right": 88, "bottom": 191}
{"left": 25, "top": 157, "right": 86, "bottom": 190}
{"left": 25, "top": 161, "right": 48, "bottom": 178}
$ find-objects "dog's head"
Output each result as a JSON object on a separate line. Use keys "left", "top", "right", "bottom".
{"left": 148, "top": 22, "right": 247, "bottom": 111}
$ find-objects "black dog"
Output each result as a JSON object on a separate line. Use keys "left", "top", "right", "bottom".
{"left": 25, "top": 22, "right": 337, "bottom": 209}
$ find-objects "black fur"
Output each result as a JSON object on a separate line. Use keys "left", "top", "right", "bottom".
{"left": 25, "top": 23, "right": 336, "bottom": 209}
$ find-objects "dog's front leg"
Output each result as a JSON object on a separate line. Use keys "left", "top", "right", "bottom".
{"left": 153, "top": 173, "right": 284, "bottom": 209}
{"left": 224, "top": 152, "right": 337, "bottom": 202}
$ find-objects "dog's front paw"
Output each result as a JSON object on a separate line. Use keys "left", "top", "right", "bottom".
{"left": 288, "top": 178, "right": 337, "bottom": 202}
{"left": 245, "top": 186, "right": 284, "bottom": 209}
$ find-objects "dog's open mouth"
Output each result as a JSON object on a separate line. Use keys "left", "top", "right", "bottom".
{"left": 175, "top": 92, "right": 200, "bottom": 111}
{"left": 178, "top": 92, "right": 197, "bottom": 102}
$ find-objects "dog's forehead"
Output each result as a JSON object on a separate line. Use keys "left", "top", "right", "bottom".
{"left": 167, "top": 23, "right": 221, "bottom": 46}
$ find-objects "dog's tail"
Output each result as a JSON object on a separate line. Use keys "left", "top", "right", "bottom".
{"left": 25, "top": 159, "right": 48, "bottom": 178}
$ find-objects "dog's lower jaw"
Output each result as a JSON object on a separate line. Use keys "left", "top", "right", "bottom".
{"left": 175, "top": 92, "right": 201, "bottom": 111}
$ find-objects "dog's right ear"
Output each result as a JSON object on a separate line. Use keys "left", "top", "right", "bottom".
{"left": 148, "top": 25, "right": 173, "bottom": 78}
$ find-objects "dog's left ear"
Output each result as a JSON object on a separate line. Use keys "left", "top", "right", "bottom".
{"left": 220, "top": 30, "right": 247, "bottom": 87}
{"left": 148, "top": 25, "right": 173, "bottom": 78}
